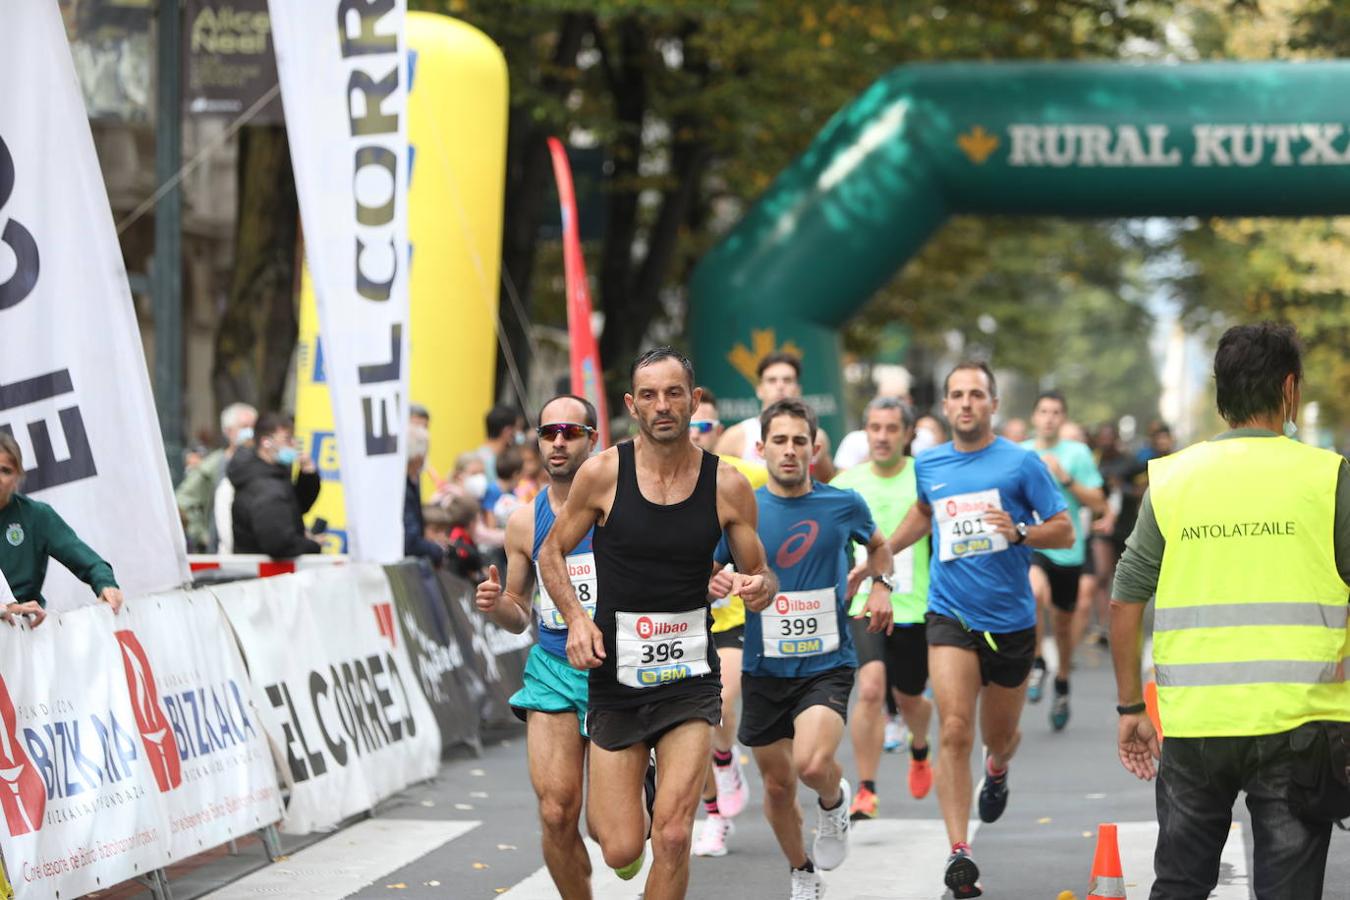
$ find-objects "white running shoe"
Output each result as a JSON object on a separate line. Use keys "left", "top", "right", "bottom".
{"left": 790, "top": 865, "right": 826, "bottom": 899}
{"left": 882, "top": 716, "right": 907, "bottom": 753}
{"left": 813, "top": 777, "right": 851, "bottom": 871}
{"left": 692, "top": 813, "right": 734, "bottom": 857}
{"left": 713, "top": 753, "right": 750, "bottom": 818}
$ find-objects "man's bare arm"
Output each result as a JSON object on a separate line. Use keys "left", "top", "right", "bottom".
{"left": 474, "top": 504, "right": 535, "bottom": 634}
{"left": 539, "top": 453, "right": 614, "bottom": 668}
{"left": 887, "top": 502, "right": 933, "bottom": 554}
{"left": 1072, "top": 482, "right": 1108, "bottom": 516}
{"left": 718, "top": 464, "right": 778, "bottom": 610}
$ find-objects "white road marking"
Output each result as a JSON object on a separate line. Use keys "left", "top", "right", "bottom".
{"left": 1115, "top": 820, "right": 1249, "bottom": 899}
{"left": 209, "top": 819, "right": 480, "bottom": 898}
{"left": 504, "top": 820, "right": 979, "bottom": 900}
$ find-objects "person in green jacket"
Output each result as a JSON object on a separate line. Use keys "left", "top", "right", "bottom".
{"left": 0, "top": 431, "right": 124, "bottom": 627}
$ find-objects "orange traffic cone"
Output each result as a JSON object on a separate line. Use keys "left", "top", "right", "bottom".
{"left": 1144, "top": 681, "right": 1164, "bottom": 742}
{"left": 1086, "top": 823, "right": 1126, "bottom": 900}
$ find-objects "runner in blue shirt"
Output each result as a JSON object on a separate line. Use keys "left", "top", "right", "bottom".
{"left": 713, "top": 398, "right": 895, "bottom": 900}
{"left": 473, "top": 394, "right": 604, "bottom": 896}
{"left": 887, "top": 362, "right": 1073, "bottom": 899}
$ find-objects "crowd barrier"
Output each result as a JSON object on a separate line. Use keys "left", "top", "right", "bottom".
{"left": 0, "top": 559, "right": 533, "bottom": 899}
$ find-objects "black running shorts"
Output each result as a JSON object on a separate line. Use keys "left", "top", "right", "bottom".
{"left": 924, "top": 612, "right": 1036, "bottom": 689}
{"left": 738, "top": 666, "right": 855, "bottom": 747}
{"left": 712, "top": 625, "right": 745, "bottom": 651}
{"left": 1031, "top": 552, "right": 1084, "bottom": 613}
{"left": 849, "top": 618, "right": 929, "bottom": 697}
{"left": 586, "top": 690, "right": 721, "bottom": 752}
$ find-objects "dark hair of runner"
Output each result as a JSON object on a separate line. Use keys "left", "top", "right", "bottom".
{"left": 630, "top": 346, "right": 696, "bottom": 389}
{"left": 864, "top": 395, "right": 916, "bottom": 430}
{"left": 1034, "top": 389, "right": 1068, "bottom": 414}
{"left": 756, "top": 351, "right": 802, "bottom": 381}
{"left": 1213, "top": 322, "right": 1302, "bottom": 426}
{"left": 760, "top": 397, "right": 818, "bottom": 443}
{"left": 539, "top": 394, "right": 598, "bottom": 429}
{"left": 942, "top": 359, "right": 998, "bottom": 399}
{"left": 695, "top": 386, "right": 717, "bottom": 408}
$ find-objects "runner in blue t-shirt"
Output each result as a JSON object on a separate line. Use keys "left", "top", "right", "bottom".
{"left": 473, "top": 395, "right": 606, "bottom": 896}
{"left": 1021, "top": 390, "right": 1106, "bottom": 730}
{"left": 713, "top": 398, "right": 895, "bottom": 899}
{"left": 887, "top": 362, "right": 1073, "bottom": 899}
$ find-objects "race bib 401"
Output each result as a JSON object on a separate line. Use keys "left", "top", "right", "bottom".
{"left": 934, "top": 488, "right": 1009, "bottom": 562}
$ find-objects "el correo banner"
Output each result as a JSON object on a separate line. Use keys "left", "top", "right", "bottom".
{"left": 0, "top": 1, "right": 189, "bottom": 611}
{"left": 214, "top": 566, "right": 439, "bottom": 834}
{"left": 0, "top": 607, "right": 173, "bottom": 900}
{"left": 268, "top": 0, "right": 410, "bottom": 563}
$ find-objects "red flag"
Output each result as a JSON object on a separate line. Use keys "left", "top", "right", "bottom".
{"left": 546, "top": 137, "right": 611, "bottom": 447}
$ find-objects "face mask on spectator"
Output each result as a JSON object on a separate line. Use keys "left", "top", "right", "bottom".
{"left": 464, "top": 473, "right": 489, "bottom": 499}
{"left": 910, "top": 427, "right": 941, "bottom": 456}
{"left": 233, "top": 426, "right": 254, "bottom": 446}
{"left": 276, "top": 446, "right": 298, "bottom": 467}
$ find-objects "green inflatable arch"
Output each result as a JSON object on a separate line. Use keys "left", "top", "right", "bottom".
{"left": 689, "top": 61, "right": 1350, "bottom": 437}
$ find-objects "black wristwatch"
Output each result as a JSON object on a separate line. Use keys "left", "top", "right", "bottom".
{"left": 1013, "top": 522, "right": 1029, "bottom": 545}
{"left": 1116, "top": 701, "right": 1147, "bottom": 716}
{"left": 875, "top": 573, "right": 896, "bottom": 592}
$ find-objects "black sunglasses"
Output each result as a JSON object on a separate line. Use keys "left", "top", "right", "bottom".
{"left": 537, "top": 422, "right": 594, "bottom": 441}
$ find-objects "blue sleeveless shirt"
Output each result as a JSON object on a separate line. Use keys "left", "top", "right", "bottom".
{"left": 532, "top": 489, "right": 596, "bottom": 658}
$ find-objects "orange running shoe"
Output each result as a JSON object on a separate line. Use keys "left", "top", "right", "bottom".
{"left": 848, "top": 785, "right": 878, "bottom": 821}
{"left": 909, "top": 757, "right": 933, "bottom": 799}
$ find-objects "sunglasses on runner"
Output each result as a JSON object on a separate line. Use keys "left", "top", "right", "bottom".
{"left": 537, "top": 423, "right": 593, "bottom": 441}
{"left": 689, "top": 420, "right": 718, "bottom": 434}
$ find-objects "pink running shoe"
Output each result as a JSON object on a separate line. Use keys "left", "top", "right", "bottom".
{"left": 713, "top": 754, "right": 750, "bottom": 818}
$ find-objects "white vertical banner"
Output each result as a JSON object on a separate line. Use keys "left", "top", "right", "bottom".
{"left": 269, "top": 0, "right": 410, "bottom": 563}
{"left": 0, "top": 1, "right": 189, "bottom": 611}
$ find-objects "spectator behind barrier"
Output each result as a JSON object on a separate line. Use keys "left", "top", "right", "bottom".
{"left": 483, "top": 445, "right": 524, "bottom": 528}
{"left": 175, "top": 402, "right": 257, "bottom": 552}
{"left": 439, "top": 495, "right": 485, "bottom": 582}
{"left": 515, "top": 441, "right": 545, "bottom": 503}
{"left": 228, "top": 412, "right": 322, "bottom": 558}
{"left": 0, "top": 432, "right": 124, "bottom": 626}
{"left": 476, "top": 404, "right": 520, "bottom": 481}
{"left": 404, "top": 425, "right": 444, "bottom": 565}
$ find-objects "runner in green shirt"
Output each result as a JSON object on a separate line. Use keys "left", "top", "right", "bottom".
{"left": 833, "top": 397, "right": 934, "bottom": 819}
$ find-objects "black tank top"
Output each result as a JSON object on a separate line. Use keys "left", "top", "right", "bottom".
{"left": 590, "top": 441, "right": 723, "bottom": 709}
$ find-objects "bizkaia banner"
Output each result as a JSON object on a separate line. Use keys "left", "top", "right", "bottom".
{"left": 214, "top": 566, "right": 439, "bottom": 833}
{"left": 0, "top": 0, "right": 189, "bottom": 612}
{"left": 115, "top": 592, "right": 283, "bottom": 861}
{"left": 0, "top": 606, "right": 172, "bottom": 899}
{"left": 268, "top": 0, "right": 410, "bottom": 563}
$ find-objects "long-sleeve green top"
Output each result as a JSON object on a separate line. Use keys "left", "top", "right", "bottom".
{"left": 0, "top": 493, "right": 119, "bottom": 607}
{"left": 1113, "top": 429, "right": 1350, "bottom": 603}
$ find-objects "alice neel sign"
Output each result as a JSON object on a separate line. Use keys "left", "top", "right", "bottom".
{"left": 184, "top": 0, "right": 282, "bottom": 121}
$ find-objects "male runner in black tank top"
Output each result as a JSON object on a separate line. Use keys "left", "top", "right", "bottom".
{"left": 540, "top": 348, "right": 776, "bottom": 900}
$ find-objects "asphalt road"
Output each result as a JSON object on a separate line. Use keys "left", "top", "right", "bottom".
{"left": 165, "top": 638, "right": 1349, "bottom": 900}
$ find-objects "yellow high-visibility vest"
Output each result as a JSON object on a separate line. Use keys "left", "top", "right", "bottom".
{"left": 1149, "top": 436, "right": 1349, "bottom": 737}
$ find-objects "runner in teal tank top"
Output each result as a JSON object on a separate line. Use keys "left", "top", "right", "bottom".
{"left": 473, "top": 395, "right": 604, "bottom": 898}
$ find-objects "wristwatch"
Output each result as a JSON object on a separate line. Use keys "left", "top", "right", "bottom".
{"left": 1060, "top": 475, "right": 1075, "bottom": 488}
{"left": 875, "top": 573, "right": 896, "bottom": 592}
{"left": 1013, "top": 522, "right": 1029, "bottom": 545}
{"left": 1116, "top": 701, "right": 1147, "bottom": 716}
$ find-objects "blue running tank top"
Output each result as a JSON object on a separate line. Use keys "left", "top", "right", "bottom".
{"left": 532, "top": 489, "right": 596, "bottom": 658}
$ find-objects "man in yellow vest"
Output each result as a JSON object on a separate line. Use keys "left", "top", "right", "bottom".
{"left": 1110, "top": 322, "right": 1350, "bottom": 899}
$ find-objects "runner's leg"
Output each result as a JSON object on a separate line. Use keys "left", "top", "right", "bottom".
{"left": 792, "top": 704, "right": 846, "bottom": 807}
{"left": 753, "top": 739, "right": 808, "bottom": 868}
{"left": 850, "top": 660, "right": 887, "bottom": 790}
{"left": 979, "top": 679, "right": 1026, "bottom": 773}
{"left": 645, "top": 719, "right": 713, "bottom": 900}
{"left": 527, "top": 711, "right": 592, "bottom": 900}
{"left": 586, "top": 741, "right": 650, "bottom": 872}
{"left": 930, "top": 644, "right": 983, "bottom": 847}
{"left": 895, "top": 688, "right": 933, "bottom": 753}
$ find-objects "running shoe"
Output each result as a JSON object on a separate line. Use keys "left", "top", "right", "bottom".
{"left": 1050, "top": 692, "right": 1071, "bottom": 732}
{"left": 976, "top": 750, "right": 1009, "bottom": 824}
{"left": 790, "top": 865, "right": 826, "bottom": 899}
{"left": 848, "top": 785, "right": 878, "bottom": 821}
{"left": 614, "top": 846, "right": 645, "bottom": 881}
{"left": 713, "top": 752, "right": 750, "bottom": 818}
{"left": 813, "top": 777, "right": 851, "bottom": 870}
{"left": 944, "top": 845, "right": 983, "bottom": 898}
{"left": 882, "top": 716, "right": 906, "bottom": 753}
{"left": 1027, "top": 665, "right": 1048, "bottom": 704}
{"left": 908, "top": 757, "right": 933, "bottom": 799}
{"left": 692, "top": 813, "right": 734, "bottom": 857}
